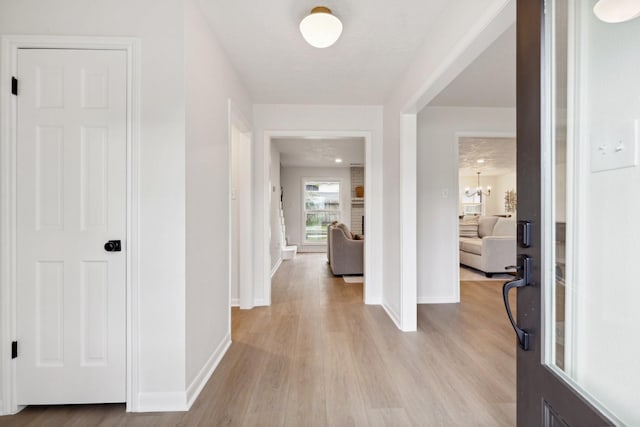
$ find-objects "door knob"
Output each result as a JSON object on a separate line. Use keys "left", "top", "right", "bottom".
{"left": 104, "top": 240, "right": 121, "bottom": 252}
{"left": 503, "top": 254, "right": 532, "bottom": 350}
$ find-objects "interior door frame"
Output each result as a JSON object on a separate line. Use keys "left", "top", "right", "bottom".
{"left": 228, "top": 100, "right": 253, "bottom": 310}
{"left": 261, "top": 130, "right": 375, "bottom": 306}
{"left": 516, "top": 2, "right": 614, "bottom": 424}
{"left": 0, "top": 35, "right": 141, "bottom": 414}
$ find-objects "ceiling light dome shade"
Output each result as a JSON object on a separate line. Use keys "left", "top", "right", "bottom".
{"left": 593, "top": 0, "right": 640, "bottom": 23}
{"left": 300, "top": 6, "right": 343, "bottom": 48}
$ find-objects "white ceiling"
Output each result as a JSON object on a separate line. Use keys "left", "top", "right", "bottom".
{"left": 197, "top": 0, "right": 449, "bottom": 104}
{"left": 458, "top": 137, "right": 516, "bottom": 177}
{"left": 274, "top": 137, "right": 365, "bottom": 168}
{"left": 430, "top": 24, "right": 516, "bottom": 108}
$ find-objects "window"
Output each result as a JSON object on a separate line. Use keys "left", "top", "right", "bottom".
{"left": 303, "top": 180, "right": 341, "bottom": 243}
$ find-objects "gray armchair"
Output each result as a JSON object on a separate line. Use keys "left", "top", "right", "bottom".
{"left": 328, "top": 223, "right": 364, "bottom": 275}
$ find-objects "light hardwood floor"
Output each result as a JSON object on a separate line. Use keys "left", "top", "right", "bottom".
{"left": 0, "top": 253, "right": 515, "bottom": 426}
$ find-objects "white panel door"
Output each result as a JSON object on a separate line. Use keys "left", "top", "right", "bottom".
{"left": 16, "top": 49, "right": 127, "bottom": 404}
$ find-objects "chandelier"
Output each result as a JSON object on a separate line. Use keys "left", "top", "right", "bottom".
{"left": 464, "top": 172, "right": 491, "bottom": 202}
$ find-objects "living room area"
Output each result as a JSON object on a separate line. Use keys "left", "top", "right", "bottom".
{"left": 457, "top": 136, "right": 517, "bottom": 280}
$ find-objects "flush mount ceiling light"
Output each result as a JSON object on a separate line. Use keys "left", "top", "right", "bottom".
{"left": 593, "top": 0, "right": 640, "bottom": 23}
{"left": 299, "top": 6, "right": 343, "bottom": 48}
{"left": 335, "top": 158, "right": 343, "bottom": 163}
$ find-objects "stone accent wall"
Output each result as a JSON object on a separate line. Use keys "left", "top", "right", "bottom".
{"left": 350, "top": 167, "right": 365, "bottom": 235}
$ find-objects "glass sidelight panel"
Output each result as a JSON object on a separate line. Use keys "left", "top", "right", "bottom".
{"left": 544, "top": 0, "right": 640, "bottom": 424}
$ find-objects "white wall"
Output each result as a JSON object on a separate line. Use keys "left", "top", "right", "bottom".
{"left": 184, "top": 0, "right": 252, "bottom": 406}
{"left": 280, "top": 167, "right": 351, "bottom": 252}
{"left": 252, "top": 104, "right": 383, "bottom": 306}
{"left": 416, "top": 107, "right": 515, "bottom": 303}
{"left": 0, "top": 0, "right": 187, "bottom": 409}
{"left": 572, "top": 4, "right": 640, "bottom": 424}
{"left": 382, "top": 0, "right": 515, "bottom": 327}
{"left": 269, "top": 147, "right": 282, "bottom": 270}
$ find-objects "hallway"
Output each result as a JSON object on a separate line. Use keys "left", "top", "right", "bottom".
{"left": 0, "top": 253, "right": 515, "bottom": 426}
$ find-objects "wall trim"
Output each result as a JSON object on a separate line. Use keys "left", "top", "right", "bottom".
{"left": 185, "top": 334, "right": 231, "bottom": 409}
{"left": 399, "top": 114, "right": 418, "bottom": 332}
{"left": 417, "top": 296, "right": 459, "bottom": 304}
{"left": 382, "top": 303, "right": 402, "bottom": 330}
{"left": 228, "top": 99, "right": 254, "bottom": 314}
{"left": 136, "top": 392, "right": 188, "bottom": 413}
{"left": 231, "top": 298, "right": 240, "bottom": 307}
{"left": 0, "top": 35, "right": 141, "bottom": 415}
{"left": 270, "top": 258, "right": 282, "bottom": 278}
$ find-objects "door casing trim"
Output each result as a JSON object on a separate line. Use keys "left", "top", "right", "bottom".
{"left": 0, "top": 35, "right": 141, "bottom": 414}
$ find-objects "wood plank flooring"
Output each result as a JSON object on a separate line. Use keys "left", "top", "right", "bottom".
{"left": 0, "top": 253, "right": 515, "bottom": 426}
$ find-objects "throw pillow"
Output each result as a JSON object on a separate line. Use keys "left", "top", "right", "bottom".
{"left": 459, "top": 223, "right": 478, "bottom": 238}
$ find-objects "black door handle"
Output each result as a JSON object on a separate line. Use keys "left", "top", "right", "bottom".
{"left": 503, "top": 254, "right": 532, "bottom": 350}
{"left": 104, "top": 240, "right": 122, "bottom": 252}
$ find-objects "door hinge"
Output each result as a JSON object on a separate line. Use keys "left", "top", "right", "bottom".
{"left": 11, "top": 341, "right": 18, "bottom": 359}
{"left": 11, "top": 77, "right": 18, "bottom": 96}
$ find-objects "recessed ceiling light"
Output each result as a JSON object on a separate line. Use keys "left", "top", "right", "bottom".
{"left": 300, "top": 6, "right": 343, "bottom": 48}
{"left": 477, "top": 159, "right": 486, "bottom": 163}
{"left": 335, "top": 158, "right": 343, "bottom": 163}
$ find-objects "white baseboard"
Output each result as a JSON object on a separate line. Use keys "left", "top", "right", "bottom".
{"left": 0, "top": 404, "right": 25, "bottom": 416}
{"left": 186, "top": 334, "right": 231, "bottom": 409}
{"left": 231, "top": 298, "right": 240, "bottom": 307}
{"left": 417, "top": 295, "right": 459, "bottom": 304}
{"left": 382, "top": 301, "right": 402, "bottom": 330}
{"left": 136, "top": 391, "right": 188, "bottom": 412}
{"left": 135, "top": 334, "right": 232, "bottom": 413}
{"left": 254, "top": 298, "right": 267, "bottom": 307}
{"left": 270, "top": 258, "right": 282, "bottom": 278}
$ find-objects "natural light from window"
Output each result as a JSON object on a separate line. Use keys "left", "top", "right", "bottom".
{"left": 303, "top": 180, "right": 341, "bottom": 243}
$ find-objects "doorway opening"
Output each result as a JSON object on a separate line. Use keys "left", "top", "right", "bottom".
{"left": 457, "top": 135, "right": 517, "bottom": 283}
{"left": 229, "top": 102, "right": 253, "bottom": 311}
{"left": 258, "top": 131, "right": 375, "bottom": 306}
{"left": 270, "top": 136, "right": 366, "bottom": 295}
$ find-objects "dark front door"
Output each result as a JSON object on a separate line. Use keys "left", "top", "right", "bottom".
{"left": 513, "top": 0, "right": 638, "bottom": 425}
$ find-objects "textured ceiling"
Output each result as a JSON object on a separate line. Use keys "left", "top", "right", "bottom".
{"left": 459, "top": 137, "right": 516, "bottom": 177}
{"left": 197, "top": 0, "right": 449, "bottom": 104}
{"left": 430, "top": 24, "right": 516, "bottom": 108}
{"left": 274, "top": 137, "right": 365, "bottom": 168}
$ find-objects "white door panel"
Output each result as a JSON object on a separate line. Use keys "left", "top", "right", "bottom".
{"left": 16, "top": 49, "right": 127, "bottom": 404}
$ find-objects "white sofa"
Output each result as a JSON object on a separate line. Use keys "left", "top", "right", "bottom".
{"left": 459, "top": 216, "right": 516, "bottom": 277}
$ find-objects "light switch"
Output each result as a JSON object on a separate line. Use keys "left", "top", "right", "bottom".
{"left": 591, "top": 119, "right": 638, "bottom": 172}
{"left": 441, "top": 189, "right": 449, "bottom": 198}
